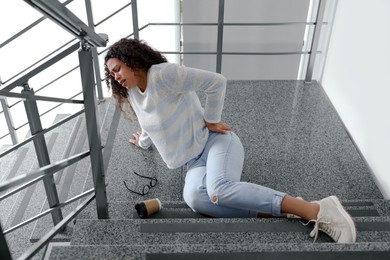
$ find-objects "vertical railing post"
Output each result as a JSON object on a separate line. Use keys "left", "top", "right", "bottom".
{"left": 0, "top": 97, "right": 19, "bottom": 145}
{"left": 22, "top": 84, "right": 63, "bottom": 226}
{"left": 131, "top": 0, "right": 140, "bottom": 39}
{"left": 78, "top": 42, "right": 108, "bottom": 219}
{"left": 85, "top": 0, "right": 104, "bottom": 102}
{"left": 0, "top": 76, "right": 18, "bottom": 144}
{"left": 0, "top": 223, "right": 12, "bottom": 260}
{"left": 305, "top": 0, "right": 327, "bottom": 84}
{"left": 216, "top": 0, "right": 225, "bottom": 73}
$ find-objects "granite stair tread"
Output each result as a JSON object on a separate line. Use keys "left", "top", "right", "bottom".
{"left": 34, "top": 80, "right": 390, "bottom": 258}
{"left": 48, "top": 242, "right": 390, "bottom": 260}
{"left": 70, "top": 216, "right": 390, "bottom": 246}
{"left": 74, "top": 199, "right": 390, "bottom": 220}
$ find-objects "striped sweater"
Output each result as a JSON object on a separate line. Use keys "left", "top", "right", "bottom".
{"left": 127, "top": 63, "right": 227, "bottom": 169}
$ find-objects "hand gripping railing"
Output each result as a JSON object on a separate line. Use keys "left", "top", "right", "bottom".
{"left": 0, "top": 0, "right": 109, "bottom": 259}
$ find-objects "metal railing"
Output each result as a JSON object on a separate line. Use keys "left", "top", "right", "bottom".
{"left": 0, "top": 0, "right": 327, "bottom": 259}
{"left": 0, "top": 0, "right": 110, "bottom": 259}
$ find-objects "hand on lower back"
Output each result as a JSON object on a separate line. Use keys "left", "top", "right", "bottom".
{"left": 205, "top": 121, "right": 231, "bottom": 134}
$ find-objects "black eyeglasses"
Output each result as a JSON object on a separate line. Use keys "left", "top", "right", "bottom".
{"left": 123, "top": 171, "right": 158, "bottom": 196}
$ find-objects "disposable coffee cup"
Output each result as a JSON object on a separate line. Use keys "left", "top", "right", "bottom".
{"left": 135, "top": 198, "right": 161, "bottom": 219}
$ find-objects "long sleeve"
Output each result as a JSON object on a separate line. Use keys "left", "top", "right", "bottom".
{"left": 138, "top": 129, "right": 152, "bottom": 149}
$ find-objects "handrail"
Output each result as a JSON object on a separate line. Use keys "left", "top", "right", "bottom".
{"left": 0, "top": 0, "right": 75, "bottom": 49}
{"left": 23, "top": 0, "right": 107, "bottom": 47}
{"left": 0, "top": 91, "right": 83, "bottom": 104}
{"left": 305, "top": 0, "right": 326, "bottom": 83}
{"left": 14, "top": 91, "right": 83, "bottom": 131}
{"left": 7, "top": 65, "right": 79, "bottom": 109}
{"left": 1, "top": 0, "right": 130, "bottom": 87}
{"left": 0, "top": 149, "right": 91, "bottom": 193}
{"left": 1, "top": 38, "right": 78, "bottom": 86}
{"left": 0, "top": 41, "right": 80, "bottom": 92}
{"left": 0, "top": 109, "right": 85, "bottom": 158}
{"left": 17, "top": 193, "right": 96, "bottom": 260}
{"left": 0, "top": 4, "right": 322, "bottom": 112}
{"left": 0, "top": 98, "right": 18, "bottom": 144}
{"left": 97, "top": 21, "right": 326, "bottom": 57}
{"left": 0, "top": 91, "right": 84, "bottom": 143}
{"left": 3, "top": 187, "right": 95, "bottom": 235}
{"left": 159, "top": 51, "right": 318, "bottom": 55}
{"left": 0, "top": 1, "right": 112, "bottom": 258}
{"left": 95, "top": 1, "right": 132, "bottom": 27}
{"left": 148, "top": 21, "right": 325, "bottom": 26}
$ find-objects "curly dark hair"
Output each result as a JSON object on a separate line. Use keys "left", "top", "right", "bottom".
{"left": 104, "top": 38, "right": 167, "bottom": 114}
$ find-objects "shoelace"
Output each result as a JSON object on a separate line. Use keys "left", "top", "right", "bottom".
{"left": 301, "top": 219, "right": 331, "bottom": 242}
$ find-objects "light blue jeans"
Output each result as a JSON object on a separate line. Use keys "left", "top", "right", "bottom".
{"left": 183, "top": 131, "right": 286, "bottom": 218}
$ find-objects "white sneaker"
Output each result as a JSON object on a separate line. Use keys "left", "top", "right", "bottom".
{"left": 310, "top": 196, "right": 356, "bottom": 243}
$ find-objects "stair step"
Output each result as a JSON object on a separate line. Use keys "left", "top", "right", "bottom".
{"left": 75, "top": 199, "right": 390, "bottom": 220}
{"left": 48, "top": 242, "right": 390, "bottom": 260}
{"left": 71, "top": 217, "right": 390, "bottom": 246}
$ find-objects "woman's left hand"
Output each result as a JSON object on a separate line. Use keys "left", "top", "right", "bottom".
{"left": 205, "top": 121, "right": 232, "bottom": 134}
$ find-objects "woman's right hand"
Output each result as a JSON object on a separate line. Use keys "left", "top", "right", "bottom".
{"left": 129, "top": 131, "right": 141, "bottom": 147}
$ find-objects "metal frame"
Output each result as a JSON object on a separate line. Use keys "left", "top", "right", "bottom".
{"left": 216, "top": 0, "right": 225, "bottom": 73}
{"left": 0, "top": 97, "right": 18, "bottom": 144}
{"left": 78, "top": 42, "right": 109, "bottom": 218}
{"left": 4, "top": 188, "right": 94, "bottom": 235}
{"left": 0, "top": 224, "right": 12, "bottom": 260}
{"left": 305, "top": 0, "right": 327, "bottom": 83}
{"left": 132, "top": 0, "right": 140, "bottom": 39}
{"left": 0, "top": 150, "right": 90, "bottom": 193}
{"left": 23, "top": 0, "right": 107, "bottom": 47}
{"left": 0, "top": 41, "right": 80, "bottom": 92}
{"left": 18, "top": 193, "right": 96, "bottom": 260}
{"left": 0, "top": 0, "right": 75, "bottom": 49}
{"left": 85, "top": 0, "right": 104, "bottom": 101}
{"left": 0, "top": 109, "right": 85, "bottom": 158}
{"left": 22, "top": 85, "right": 64, "bottom": 226}
{"left": 0, "top": 0, "right": 110, "bottom": 258}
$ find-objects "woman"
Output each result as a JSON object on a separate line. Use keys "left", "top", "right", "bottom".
{"left": 104, "top": 38, "right": 356, "bottom": 243}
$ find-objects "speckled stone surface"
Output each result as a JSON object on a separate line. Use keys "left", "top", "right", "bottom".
{"left": 58, "top": 80, "right": 389, "bottom": 259}
{"left": 48, "top": 242, "right": 390, "bottom": 260}
{"left": 4, "top": 80, "right": 389, "bottom": 259}
{"left": 74, "top": 200, "right": 389, "bottom": 220}
{"left": 69, "top": 216, "right": 390, "bottom": 247}
{"left": 104, "top": 80, "right": 382, "bottom": 207}
{"left": 104, "top": 112, "right": 184, "bottom": 203}
{"left": 220, "top": 80, "right": 382, "bottom": 200}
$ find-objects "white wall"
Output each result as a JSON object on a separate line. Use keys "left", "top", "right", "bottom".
{"left": 321, "top": 0, "right": 390, "bottom": 198}
{"left": 182, "top": 0, "right": 310, "bottom": 80}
